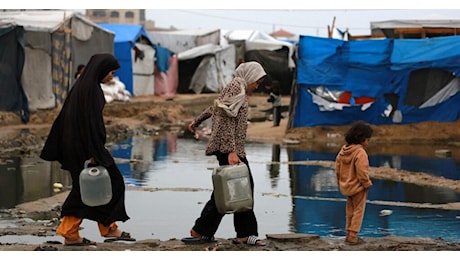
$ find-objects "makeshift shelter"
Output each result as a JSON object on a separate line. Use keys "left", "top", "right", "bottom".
{"left": 0, "top": 10, "right": 114, "bottom": 115}
{"left": 0, "top": 24, "right": 28, "bottom": 122}
{"left": 291, "top": 35, "right": 460, "bottom": 128}
{"left": 177, "top": 44, "right": 236, "bottom": 94}
{"left": 149, "top": 29, "right": 221, "bottom": 54}
{"left": 99, "top": 23, "right": 156, "bottom": 96}
{"left": 223, "top": 30, "right": 296, "bottom": 95}
{"left": 370, "top": 19, "right": 460, "bottom": 39}
{"left": 148, "top": 29, "right": 224, "bottom": 94}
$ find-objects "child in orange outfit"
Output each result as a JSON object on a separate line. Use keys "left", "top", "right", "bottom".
{"left": 335, "top": 121, "right": 373, "bottom": 245}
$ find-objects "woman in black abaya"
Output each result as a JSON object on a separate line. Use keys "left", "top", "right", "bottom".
{"left": 40, "top": 53, "right": 134, "bottom": 246}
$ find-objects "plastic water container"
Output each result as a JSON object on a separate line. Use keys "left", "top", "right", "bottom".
{"left": 212, "top": 164, "right": 253, "bottom": 214}
{"left": 79, "top": 160, "right": 112, "bottom": 207}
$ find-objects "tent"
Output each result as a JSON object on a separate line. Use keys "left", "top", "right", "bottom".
{"left": 0, "top": 24, "right": 28, "bottom": 122}
{"left": 370, "top": 19, "right": 460, "bottom": 39}
{"left": 0, "top": 10, "right": 115, "bottom": 115}
{"left": 148, "top": 29, "right": 228, "bottom": 94}
{"left": 177, "top": 43, "right": 235, "bottom": 94}
{"left": 223, "top": 30, "right": 296, "bottom": 95}
{"left": 149, "top": 28, "right": 295, "bottom": 94}
{"left": 149, "top": 28, "right": 221, "bottom": 54}
{"left": 99, "top": 23, "right": 156, "bottom": 96}
{"left": 291, "top": 34, "right": 460, "bottom": 128}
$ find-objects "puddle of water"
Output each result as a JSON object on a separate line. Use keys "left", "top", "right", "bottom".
{"left": 0, "top": 234, "right": 60, "bottom": 245}
{"left": 78, "top": 189, "right": 293, "bottom": 242}
{"left": 1, "top": 134, "right": 460, "bottom": 244}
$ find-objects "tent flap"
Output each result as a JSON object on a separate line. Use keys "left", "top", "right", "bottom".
{"left": 0, "top": 25, "right": 29, "bottom": 122}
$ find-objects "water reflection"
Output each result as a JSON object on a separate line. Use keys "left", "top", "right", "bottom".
{"left": 293, "top": 198, "right": 460, "bottom": 242}
{"left": 290, "top": 159, "right": 460, "bottom": 242}
{"left": 112, "top": 137, "right": 460, "bottom": 241}
{"left": 370, "top": 154, "right": 460, "bottom": 180}
{"left": 109, "top": 133, "right": 178, "bottom": 187}
{"left": 291, "top": 149, "right": 460, "bottom": 181}
{"left": 292, "top": 164, "right": 460, "bottom": 205}
{"left": 111, "top": 136, "right": 153, "bottom": 187}
{"left": 1, "top": 133, "right": 460, "bottom": 242}
{"left": 0, "top": 156, "right": 71, "bottom": 209}
{"left": 0, "top": 157, "right": 23, "bottom": 209}
{"left": 267, "top": 144, "right": 280, "bottom": 188}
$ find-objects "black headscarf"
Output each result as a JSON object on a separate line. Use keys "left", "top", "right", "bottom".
{"left": 40, "top": 53, "right": 120, "bottom": 172}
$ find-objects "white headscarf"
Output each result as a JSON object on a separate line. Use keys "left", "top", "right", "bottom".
{"left": 233, "top": 61, "right": 267, "bottom": 86}
{"left": 216, "top": 62, "right": 266, "bottom": 117}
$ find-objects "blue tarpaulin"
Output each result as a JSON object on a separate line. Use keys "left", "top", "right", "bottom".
{"left": 293, "top": 35, "right": 460, "bottom": 127}
{"left": 98, "top": 24, "right": 154, "bottom": 94}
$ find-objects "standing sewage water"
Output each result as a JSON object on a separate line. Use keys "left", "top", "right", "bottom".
{"left": 1, "top": 133, "right": 460, "bottom": 244}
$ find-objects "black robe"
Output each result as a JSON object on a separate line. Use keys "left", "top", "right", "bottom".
{"left": 40, "top": 53, "right": 129, "bottom": 226}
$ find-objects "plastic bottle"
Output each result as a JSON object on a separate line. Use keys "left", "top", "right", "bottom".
{"left": 79, "top": 160, "right": 112, "bottom": 206}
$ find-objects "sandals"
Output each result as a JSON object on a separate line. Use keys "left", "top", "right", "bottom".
{"left": 232, "top": 235, "right": 266, "bottom": 246}
{"left": 64, "top": 237, "right": 97, "bottom": 246}
{"left": 182, "top": 229, "right": 217, "bottom": 244}
{"left": 181, "top": 236, "right": 217, "bottom": 244}
{"left": 104, "top": 231, "right": 136, "bottom": 242}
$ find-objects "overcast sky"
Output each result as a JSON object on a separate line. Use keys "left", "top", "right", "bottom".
{"left": 8, "top": 1, "right": 460, "bottom": 37}
{"left": 145, "top": 9, "right": 460, "bottom": 37}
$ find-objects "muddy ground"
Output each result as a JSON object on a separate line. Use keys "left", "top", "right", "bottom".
{"left": 0, "top": 94, "right": 460, "bottom": 251}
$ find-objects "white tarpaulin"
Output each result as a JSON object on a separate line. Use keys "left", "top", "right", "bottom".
{"left": 132, "top": 42, "right": 156, "bottom": 96}
{"left": 0, "top": 10, "right": 114, "bottom": 110}
{"left": 223, "top": 30, "right": 295, "bottom": 68}
{"left": 178, "top": 44, "right": 236, "bottom": 93}
{"left": 149, "top": 28, "right": 220, "bottom": 53}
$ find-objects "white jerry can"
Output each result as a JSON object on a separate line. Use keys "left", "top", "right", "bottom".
{"left": 79, "top": 160, "right": 112, "bottom": 207}
{"left": 212, "top": 164, "right": 253, "bottom": 214}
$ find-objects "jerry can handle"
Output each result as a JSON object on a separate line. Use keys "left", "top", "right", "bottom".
{"left": 84, "top": 160, "right": 91, "bottom": 169}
